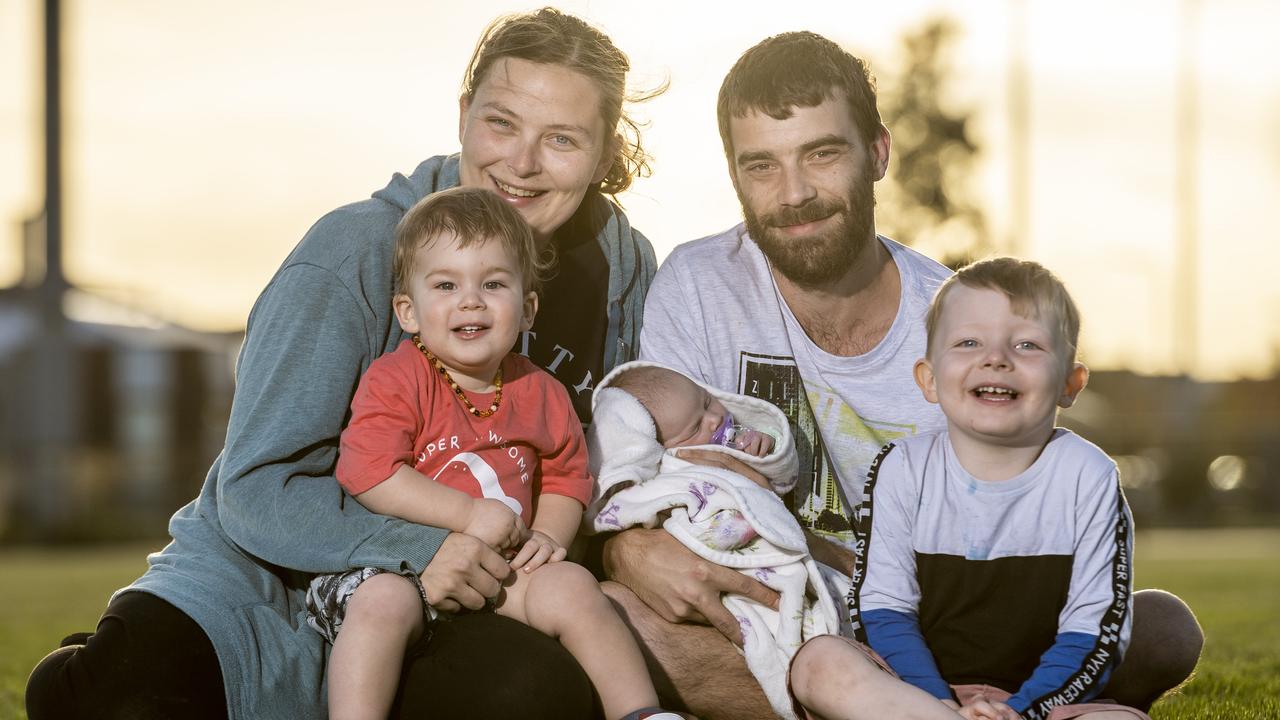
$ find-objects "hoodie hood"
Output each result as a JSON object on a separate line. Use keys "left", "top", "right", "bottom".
{"left": 372, "top": 155, "right": 462, "bottom": 213}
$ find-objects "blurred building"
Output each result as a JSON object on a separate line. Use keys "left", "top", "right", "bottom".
{"left": 0, "top": 212, "right": 240, "bottom": 542}
{"left": 1062, "top": 370, "right": 1280, "bottom": 527}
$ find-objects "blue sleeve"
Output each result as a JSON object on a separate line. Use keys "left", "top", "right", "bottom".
{"left": 1012, "top": 463, "right": 1131, "bottom": 718}
{"left": 1007, "top": 632, "right": 1110, "bottom": 714}
{"left": 863, "top": 608, "right": 953, "bottom": 701}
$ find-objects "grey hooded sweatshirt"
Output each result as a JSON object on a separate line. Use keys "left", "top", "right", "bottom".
{"left": 125, "top": 155, "right": 655, "bottom": 719}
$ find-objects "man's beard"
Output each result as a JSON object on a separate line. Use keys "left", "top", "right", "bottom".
{"left": 742, "top": 170, "right": 876, "bottom": 289}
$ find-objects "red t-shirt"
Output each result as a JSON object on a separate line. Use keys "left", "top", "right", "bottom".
{"left": 337, "top": 341, "right": 592, "bottom": 525}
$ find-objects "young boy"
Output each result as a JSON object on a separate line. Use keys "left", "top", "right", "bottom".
{"left": 787, "top": 257, "right": 1144, "bottom": 720}
{"left": 305, "top": 187, "right": 678, "bottom": 720}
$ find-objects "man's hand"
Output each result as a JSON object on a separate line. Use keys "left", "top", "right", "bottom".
{"left": 462, "top": 498, "right": 528, "bottom": 554}
{"left": 418, "top": 532, "right": 511, "bottom": 613}
{"left": 509, "top": 530, "right": 566, "bottom": 573}
{"left": 603, "top": 526, "right": 780, "bottom": 645}
{"left": 677, "top": 448, "right": 772, "bottom": 490}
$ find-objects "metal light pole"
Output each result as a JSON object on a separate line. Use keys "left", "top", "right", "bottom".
{"left": 1007, "top": 0, "right": 1030, "bottom": 258}
{"left": 1174, "top": 0, "right": 1200, "bottom": 376}
{"left": 23, "top": 0, "right": 75, "bottom": 538}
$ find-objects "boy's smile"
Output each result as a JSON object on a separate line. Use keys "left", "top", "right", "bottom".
{"left": 914, "top": 285, "right": 1087, "bottom": 472}
{"left": 393, "top": 232, "right": 537, "bottom": 392}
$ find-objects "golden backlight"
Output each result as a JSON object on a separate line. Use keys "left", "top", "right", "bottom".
{"left": 0, "top": 0, "right": 1277, "bottom": 380}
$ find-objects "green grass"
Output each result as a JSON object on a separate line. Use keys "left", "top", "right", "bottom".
{"left": 1134, "top": 529, "right": 1280, "bottom": 720}
{"left": 2, "top": 530, "right": 1277, "bottom": 719}
{"left": 1, "top": 542, "right": 158, "bottom": 720}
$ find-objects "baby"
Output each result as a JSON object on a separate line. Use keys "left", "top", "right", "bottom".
{"left": 600, "top": 363, "right": 784, "bottom": 549}
{"left": 588, "top": 362, "right": 848, "bottom": 719}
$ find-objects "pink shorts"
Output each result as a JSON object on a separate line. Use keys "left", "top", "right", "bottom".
{"left": 787, "top": 635, "right": 1150, "bottom": 720}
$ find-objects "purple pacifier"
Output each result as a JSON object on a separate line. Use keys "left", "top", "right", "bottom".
{"left": 709, "top": 412, "right": 736, "bottom": 446}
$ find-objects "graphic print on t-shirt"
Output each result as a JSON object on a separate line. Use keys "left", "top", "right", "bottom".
{"left": 738, "top": 352, "right": 924, "bottom": 547}
{"left": 737, "top": 352, "right": 851, "bottom": 538}
{"left": 804, "top": 377, "right": 921, "bottom": 508}
{"left": 412, "top": 432, "right": 536, "bottom": 525}
{"left": 430, "top": 452, "right": 524, "bottom": 518}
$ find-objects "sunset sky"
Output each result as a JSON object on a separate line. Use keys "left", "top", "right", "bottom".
{"left": 1, "top": 0, "right": 1277, "bottom": 380}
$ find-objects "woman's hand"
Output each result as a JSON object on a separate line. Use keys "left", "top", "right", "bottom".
{"left": 419, "top": 532, "right": 511, "bottom": 613}
{"left": 676, "top": 448, "right": 772, "bottom": 490}
{"left": 602, "top": 526, "right": 780, "bottom": 645}
{"left": 463, "top": 498, "right": 528, "bottom": 554}
{"left": 509, "top": 530, "right": 567, "bottom": 573}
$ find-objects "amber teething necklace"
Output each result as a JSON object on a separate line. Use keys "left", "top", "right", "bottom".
{"left": 412, "top": 334, "right": 502, "bottom": 417}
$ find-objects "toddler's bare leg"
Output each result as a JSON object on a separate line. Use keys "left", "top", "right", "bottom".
{"left": 328, "top": 573, "right": 426, "bottom": 720}
{"left": 789, "top": 636, "right": 962, "bottom": 720}
{"left": 498, "top": 563, "right": 659, "bottom": 720}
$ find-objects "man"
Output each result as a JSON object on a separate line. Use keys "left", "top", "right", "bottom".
{"left": 600, "top": 31, "right": 1202, "bottom": 719}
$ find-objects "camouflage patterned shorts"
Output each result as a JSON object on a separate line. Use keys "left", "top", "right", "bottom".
{"left": 305, "top": 567, "right": 436, "bottom": 644}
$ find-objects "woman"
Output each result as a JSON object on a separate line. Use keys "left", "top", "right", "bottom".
{"left": 26, "top": 9, "right": 658, "bottom": 719}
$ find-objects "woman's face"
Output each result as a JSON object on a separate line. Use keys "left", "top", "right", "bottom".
{"left": 459, "top": 58, "right": 614, "bottom": 245}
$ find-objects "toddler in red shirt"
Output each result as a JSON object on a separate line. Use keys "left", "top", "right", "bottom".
{"left": 306, "top": 187, "right": 677, "bottom": 720}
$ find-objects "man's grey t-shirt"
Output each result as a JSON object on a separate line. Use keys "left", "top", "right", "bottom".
{"left": 639, "top": 224, "right": 951, "bottom": 548}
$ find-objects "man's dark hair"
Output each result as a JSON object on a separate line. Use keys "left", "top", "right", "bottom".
{"left": 717, "top": 31, "right": 881, "bottom": 162}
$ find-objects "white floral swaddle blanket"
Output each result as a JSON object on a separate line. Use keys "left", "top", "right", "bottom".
{"left": 585, "top": 362, "right": 851, "bottom": 720}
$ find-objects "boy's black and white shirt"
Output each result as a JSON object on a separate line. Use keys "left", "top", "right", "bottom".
{"left": 849, "top": 429, "right": 1134, "bottom": 720}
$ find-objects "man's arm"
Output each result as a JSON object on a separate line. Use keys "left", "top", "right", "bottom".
{"left": 636, "top": 245, "right": 715, "bottom": 382}
{"left": 602, "top": 581, "right": 775, "bottom": 718}
{"left": 806, "top": 529, "right": 855, "bottom": 575}
{"left": 608, "top": 239, "right": 777, "bottom": 716}
{"left": 609, "top": 241, "right": 787, "bottom": 641}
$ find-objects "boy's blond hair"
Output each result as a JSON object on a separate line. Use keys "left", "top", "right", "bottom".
{"left": 925, "top": 257, "right": 1081, "bottom": 365}
{"left": 393, "top": 186, "right": 554, "bottom": 297}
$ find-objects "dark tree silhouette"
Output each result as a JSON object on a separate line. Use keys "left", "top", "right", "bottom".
{"left": 876, "top": 18, "right": 990, "bottom": 269}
